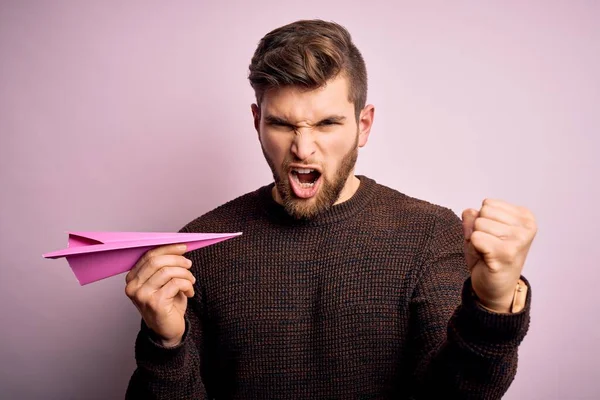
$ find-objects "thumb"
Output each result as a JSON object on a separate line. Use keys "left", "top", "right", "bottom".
{"left": 461, "top": 208, "right": 480, "bottom": 270}
{"left": 464, "top": 239, "right": 481, "bottom": 271}
{"left": 461, "top": 208, "right": 479, "bottom": 241}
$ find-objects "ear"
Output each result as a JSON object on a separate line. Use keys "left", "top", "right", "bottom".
{"left": 357, "top": 104, "right": 375, "bottom": 148}
{"left": 251, "top": 104, "right": 261, "bottom": 135}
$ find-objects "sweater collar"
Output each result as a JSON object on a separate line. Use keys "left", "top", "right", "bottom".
{"left": 257, "top": 175, "right": 378, "bottom": 226}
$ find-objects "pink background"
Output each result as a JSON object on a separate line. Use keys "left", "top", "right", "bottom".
{"left": 1, "top": 1, "right": 598, "bottom": 398}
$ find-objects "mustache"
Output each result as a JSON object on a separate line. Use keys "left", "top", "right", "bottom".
{"left": 281, "top": 158, "right": 322, "bottom": 170}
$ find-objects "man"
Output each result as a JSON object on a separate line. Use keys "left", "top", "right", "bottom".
{"left": 125, "top": 20, "right": 535, "bottom": 399}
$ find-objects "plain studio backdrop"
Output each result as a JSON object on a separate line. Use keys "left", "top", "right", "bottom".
{"left": 1, "top": 1, "right": 598, "bottom": 399}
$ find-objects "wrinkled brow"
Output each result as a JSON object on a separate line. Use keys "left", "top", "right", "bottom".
{"left": 264, "top": 114, "right": 346, "bottom": 126}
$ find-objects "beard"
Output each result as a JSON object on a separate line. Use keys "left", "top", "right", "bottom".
{"left": 261, "top": 133, "right": 359, "bottom": 220}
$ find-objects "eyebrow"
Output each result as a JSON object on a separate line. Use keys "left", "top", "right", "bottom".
{"left": 264, "top": 114, "right": 347, "bottom": 126}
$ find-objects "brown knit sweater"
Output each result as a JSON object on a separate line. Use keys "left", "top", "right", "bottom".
{"left": 126, "top": 176, "right": 531, "bottom": 399}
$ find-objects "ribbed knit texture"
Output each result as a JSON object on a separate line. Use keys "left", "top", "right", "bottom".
{"left": 126, "top": 176, "right": 531, "bottom": 400}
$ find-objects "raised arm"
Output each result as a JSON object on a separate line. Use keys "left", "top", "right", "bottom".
{"left": 409, "top": 207, "right": 532, "bottom": 399}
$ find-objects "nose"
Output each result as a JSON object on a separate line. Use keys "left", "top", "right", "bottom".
{"left": 291, "top": 129, "right": 316, "bottom": 161}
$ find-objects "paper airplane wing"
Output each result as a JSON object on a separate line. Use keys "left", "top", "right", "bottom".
{"left": 43, "top": 231, "right": 242, "bottom": 285}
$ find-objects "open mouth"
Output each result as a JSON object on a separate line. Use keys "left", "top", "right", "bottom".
{"left": 289, "top": 168, "right": 322, "bottom": 198}
{"left": 291, "top": 168, "right": 321, "bottom": 187}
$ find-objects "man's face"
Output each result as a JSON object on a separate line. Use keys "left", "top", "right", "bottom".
{"left": 252, "top": 74, "right": 373, "bottom": 219}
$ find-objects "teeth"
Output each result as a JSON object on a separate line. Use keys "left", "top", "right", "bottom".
{"left": 293, "top": 168, "right": 314, "bottom": 174}
{"left": 291, "top": 173, "right": 316, "bottom": 187}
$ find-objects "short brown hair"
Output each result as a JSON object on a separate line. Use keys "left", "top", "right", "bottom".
{"left": 248, "top": 20, "right": 368, "bottom": 120}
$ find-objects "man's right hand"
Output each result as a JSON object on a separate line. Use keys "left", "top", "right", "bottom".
{"left": 125, "top": 244, "right": 195, "bottom": 348}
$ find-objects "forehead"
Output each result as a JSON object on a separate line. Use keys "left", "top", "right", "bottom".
{"left": 261, "top": 74, "right": 353, "bottom": 121}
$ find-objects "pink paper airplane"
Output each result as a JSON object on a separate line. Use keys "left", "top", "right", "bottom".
{"left": 43, "top": 231, "right": 242, "bottom": 285}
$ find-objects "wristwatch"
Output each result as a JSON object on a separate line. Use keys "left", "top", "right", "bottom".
{"left": 511, "top": 278, "right": 527, "bottom": 313}
{"left": 476, "top": 278, "right": 528, "bottom": 314}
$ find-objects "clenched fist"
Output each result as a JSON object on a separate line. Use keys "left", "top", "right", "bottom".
{"left": 125, "top": 244, "right": 196, "bottom": 347}
{"left": 462, "top": 199, "right": 537, "bottom": 313}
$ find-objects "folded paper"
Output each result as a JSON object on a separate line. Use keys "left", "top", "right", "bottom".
{"left": 43, "top": 231, "right": 242, "bottom": 285}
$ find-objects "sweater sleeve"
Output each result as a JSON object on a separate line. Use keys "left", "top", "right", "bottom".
{"left": 125, "top": 229, "right": 208, "bottom": 399}
{"left": 125, "top": 315, "right": 206, "bottom": 399}
{"left": 409, "top": 207, "right": 531, "bottom": 400}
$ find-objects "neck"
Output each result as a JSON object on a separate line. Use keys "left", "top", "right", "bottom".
{"left": 335, "top": 174, "right": 360, "bottom": 205}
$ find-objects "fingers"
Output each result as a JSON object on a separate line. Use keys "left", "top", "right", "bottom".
{"left": 480, "top": 198, "right": 530, "bottom": 217}
{"left": 127, "top": 244, "right": 188, "bottom": 283}
{"left": 129, "top": 244, "right": 189, "bottom": 278}
{"left": 131, "top": 254, "right": 192, "bottom": 286}
{"left": 479, "top": 204, "right": 521, "bottom": 227}
{"left": 144, "top": 266, "right": 196, "bottom": 290}
{"left": 474, "top": 217, "right": 514, "bottom": 240}
{"left": 465, "top": 199, "right": 536, "bottom": 239}
{"left": 470, "top": 230, "right": 502, "bottom": 257}
{"left": 161, "top": 277, "right": 195, "bottom": 299}
{"left": 126, "top": 266, "right": 196, "bottom": 303}
{"left": 479, "top": 199, "right": 536, "bottom": 230}
{"left": 129, "top": 277, "right": 195, "bottom": 316}
{"left": 125, "top": 244, "right": 195, "bottom": 305}
{"left": 465, "top": 200, "right": 534, "bottom": 246}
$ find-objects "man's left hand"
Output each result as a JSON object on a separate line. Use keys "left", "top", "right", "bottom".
{"left": 462, "top": 199, "right": 537, "bottom": 313}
